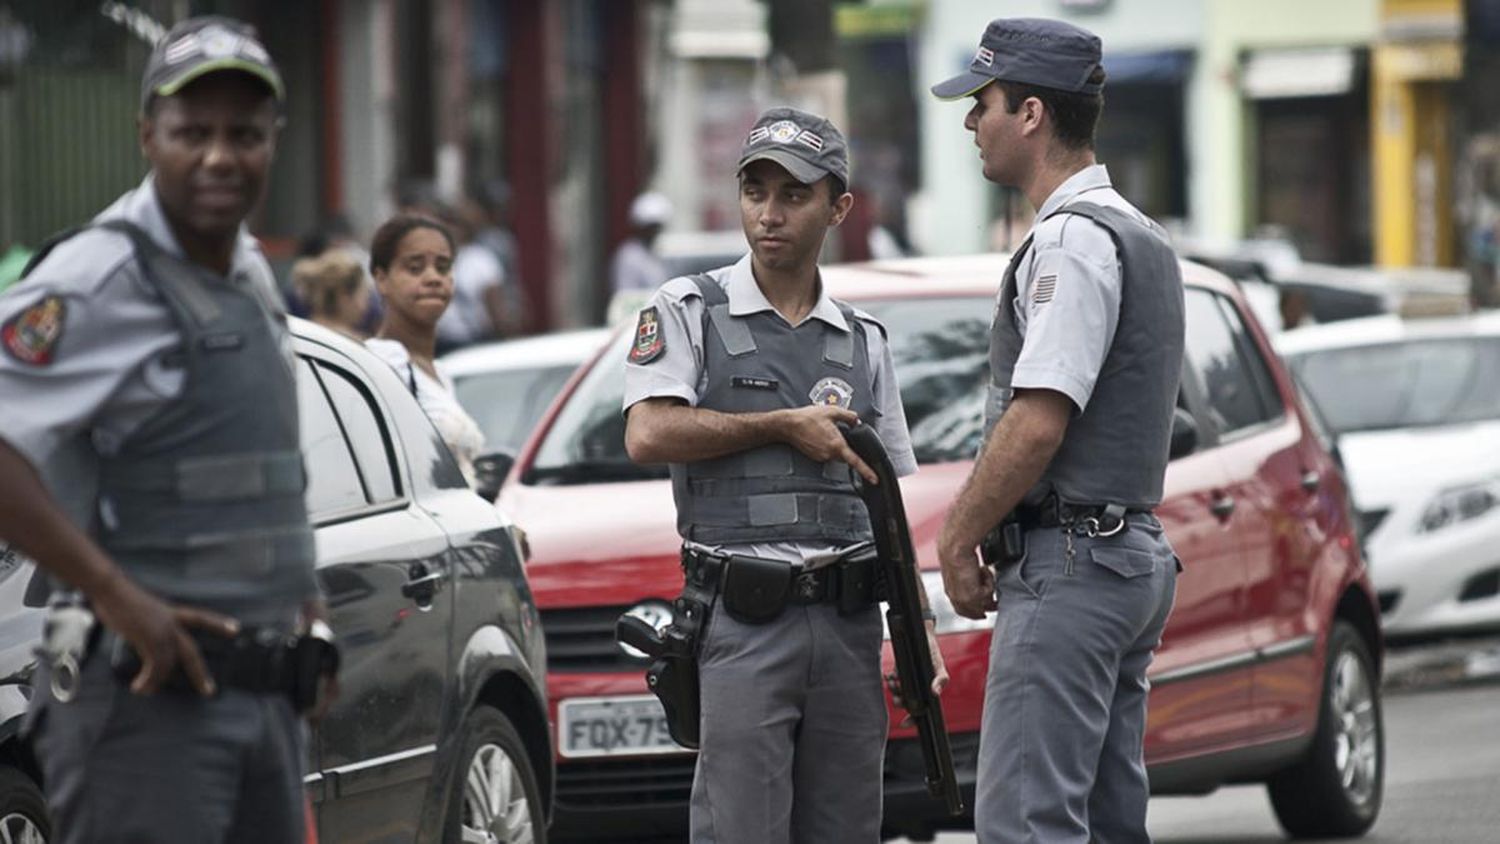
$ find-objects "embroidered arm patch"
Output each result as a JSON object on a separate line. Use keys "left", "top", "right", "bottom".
{"left": 628, "top": 305, "right": 665, "bottom": 364}
{"left": 1032, "top": 273, "right": 1057, "bottom": 305}
{"left": 2, "top": 295, "right": 67, "bottom": 366}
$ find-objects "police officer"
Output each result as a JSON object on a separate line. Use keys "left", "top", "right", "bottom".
{"left": 0, "top": 16, "right": 327, "bottom": 842}
{"left": 624, "top": 107, "right": 947, "bottom": 843}
{"left": 932, "top": 18, "right": 1185, "bottom": 844}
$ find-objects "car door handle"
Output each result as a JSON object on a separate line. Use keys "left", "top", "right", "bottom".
{"left": 402, "top": 569, "right": 448, "bottom": 601}
{"left": 1301, "top": 470, "right": 1321, "bottom": 493}
{"left": 1210, "top": 495, "right": 1236, "bottom": 519}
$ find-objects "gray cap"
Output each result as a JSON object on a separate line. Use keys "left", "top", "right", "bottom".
{"left": 931, "top": 17, "right": 1104, "bottom": 101}
{"left": 141, "top": 16, "right": 284, "bottom": 112}
{"left": 737, "top": 107, "right": 849, "bottom": 187}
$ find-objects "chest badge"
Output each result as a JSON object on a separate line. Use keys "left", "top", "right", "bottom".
{"left": 628, "top": 306, "right": 665, "bottom": 365}
{"left": 809, "top": 376, "right": 854, "bottom": 410}
{"left": 2, "top": 295, "right": 67, "bottom": 366}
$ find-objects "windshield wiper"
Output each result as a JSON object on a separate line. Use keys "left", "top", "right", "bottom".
{"left": 524, "top": 459, "right": 668, "bottom": 485}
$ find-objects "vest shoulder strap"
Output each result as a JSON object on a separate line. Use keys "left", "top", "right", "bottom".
{"left": 694, "top": 272, "right": 757, "bottom": 357}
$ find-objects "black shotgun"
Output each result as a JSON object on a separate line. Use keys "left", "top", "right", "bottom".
{"left": 844, "top": 423, "right": 965, "bottom": 816}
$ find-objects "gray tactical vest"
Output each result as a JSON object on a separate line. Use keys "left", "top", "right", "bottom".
{"left": 88, "top": 221, "right": 315, "bottom": 628}
{"left": 986, "top": 201, "right": 1185, "bottom": 509}
{"left": 670, "top": 274, "right": 878, "bottom": 545}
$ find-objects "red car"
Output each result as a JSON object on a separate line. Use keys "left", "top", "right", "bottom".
{"left": 497, "top": 255, "right": 1385, "bottom": 841}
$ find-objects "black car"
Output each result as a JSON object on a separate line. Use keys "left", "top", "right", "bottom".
{"left": 0, "top": 319, "right": 553, "bottom": 843}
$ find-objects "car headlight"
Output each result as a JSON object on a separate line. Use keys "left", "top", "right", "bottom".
{"left": 1418, "top": 480, "right": 1500, "bottom": 533}
{"left": 882, "top": 570, "right": 996, "bottom": 639}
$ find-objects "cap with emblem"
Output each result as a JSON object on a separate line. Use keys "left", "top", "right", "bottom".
{"left": 141, "top": 16, "right": 284, "bottom": 113}
{"left": 737, "top": 107, "right": 849, "bottom": 188}
{"left": 931, "top": 17, "right": 1104, "bottom": 101}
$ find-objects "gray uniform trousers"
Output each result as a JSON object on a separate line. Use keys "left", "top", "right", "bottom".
{"left": 33, "top": 653, "right": 306, "bottom": 843}
{"left": 689, "top": 596, "right": 888, "bottom": 844}
{"left": 975, "top": 515, "right": 1178, "bottom": 844}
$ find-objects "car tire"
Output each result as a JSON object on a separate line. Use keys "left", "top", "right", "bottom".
{"left": 445, "top": 705, "right": 547, "bottom": 844}
{"left": 0, "top": 765, "right": 49, "bottom": 844}
{"left": 1267, "top": 620, "right": 1383, "bottom": 838}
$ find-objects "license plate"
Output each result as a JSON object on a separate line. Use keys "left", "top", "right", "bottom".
{"left": 558, "top": 695, "right": 689, "bottom": 758}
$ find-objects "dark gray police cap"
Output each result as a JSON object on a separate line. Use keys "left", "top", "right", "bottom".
{"left": 737, "top": 107, "right": 850, "bottom": 188}
{"left": 931, "top": 17, "right": 1104, "bottom": 101}
{"left": 141, "top": 16, "right": 284, "bottom": 112}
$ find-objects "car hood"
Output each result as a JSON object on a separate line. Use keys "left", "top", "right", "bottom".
{"left": 499, "top": 463, "right": 970, "bottom": 609}
{"left": 1338, "top": 421, "right": 1500, "bottom": 510}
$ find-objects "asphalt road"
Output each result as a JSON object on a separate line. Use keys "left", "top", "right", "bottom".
{"left": 910, "top": 641, "right": 1500, "bottom": 844}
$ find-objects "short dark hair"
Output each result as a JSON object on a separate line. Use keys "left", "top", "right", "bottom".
{"left": 825, "top": 175, "right": 847, "bottom": 206}
{"left": 369, "top": 215, "right": 455, "bottom": 275}
{"left": 995, "top": 66, "right": 1107, "bottom": 151}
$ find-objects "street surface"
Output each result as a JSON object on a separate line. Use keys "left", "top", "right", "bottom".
{"left": 907, "top": 637, "right": 1500, "bottom": 844}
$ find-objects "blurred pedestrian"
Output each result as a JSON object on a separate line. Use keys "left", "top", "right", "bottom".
{"left": 366, "top": 215, "right": 486, "bottom": 484}
{"left": 293, "top": 249, "right": 370, "bottom": 339}
{"left": 933, "top": 17, "right": 1184, "bottom": 843}
{"left": 0, "top": 16, "right": 331, "bottom": 843}
{"left": 436, "top": 208, "right": 509, "bottom": 353}
{"left": 606, "top": 191, "right": 673, "bottom": 324}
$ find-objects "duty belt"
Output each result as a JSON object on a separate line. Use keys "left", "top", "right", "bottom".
{"left": 681, "top": 545, "right": 878, "bottom": 608}
{"left": 1013, "top": 497, "right": 1148, "bottom": 538}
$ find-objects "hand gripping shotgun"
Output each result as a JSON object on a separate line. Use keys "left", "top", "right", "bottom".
{"left": 844, "top": 423, "right": 964, "bottom": 815}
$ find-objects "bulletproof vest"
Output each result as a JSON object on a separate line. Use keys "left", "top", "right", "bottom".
{"left": 986, "top": 201, "right": 1185, "bottom": 509}
{"left": 670, "top": 275, "right": 878, "bottom": 545}
{"left": 86, "top": 221, "right": 314, "bottom": 628}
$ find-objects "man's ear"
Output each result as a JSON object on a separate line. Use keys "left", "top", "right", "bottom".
{"left": 138, "top": 113, "right": 153, "bottom": 160}
{"left": 830, "top": 190, "right": 854, "bottom": 227}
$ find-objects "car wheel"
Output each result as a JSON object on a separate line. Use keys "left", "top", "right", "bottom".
{"left": 445, "top": 705, "right": 546, "bottom": 844}
{"left": 0, "top": 766, "right": 48, "bottom": 844}
{"left": 1267, "top": 620, "right": 1383, "bottom": 838}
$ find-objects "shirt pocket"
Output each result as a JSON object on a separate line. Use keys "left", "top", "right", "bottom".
{"left": 1088, "top": 545, "right": 1157, "bottom": 580}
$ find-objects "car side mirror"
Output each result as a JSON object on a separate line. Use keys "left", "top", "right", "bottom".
{"left": 472, "top": 450, "right": 517, "bottom": 503}
{"left": 1169, "top": 408, "right": 1199, "bottom": 460}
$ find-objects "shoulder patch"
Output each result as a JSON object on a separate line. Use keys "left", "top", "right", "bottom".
{"left": 628, "top": 306, "right": 666, "bottom": 364}
{"left": 2, "top": 295, "right": 67, "bottom": 366}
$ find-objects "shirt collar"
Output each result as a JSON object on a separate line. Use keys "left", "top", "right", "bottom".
{"left": 101, "top": 175, "right": 259, "bottom": 276}
{"left": 725, "top": 252, "right": 850, "bottom": 332}
{"left": 1035, "top": 163, "right": 1112, "bottom": 222}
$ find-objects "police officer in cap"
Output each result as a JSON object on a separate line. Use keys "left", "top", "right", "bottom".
{"left": 932, "top": 18, "right": 1185, "bottom": 844}
{"left": 0, "top": 16, "right": 330, "bottom": 842}
{"left": 624, "top": 107, "right": 948, "bottom": 843}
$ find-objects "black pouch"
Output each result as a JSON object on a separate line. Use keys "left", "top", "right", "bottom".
{"left": 836, "top": 550, "right": 878, "bottom": 616}
{"left": 720, "top": 555, "right": 793, "bottom": 624}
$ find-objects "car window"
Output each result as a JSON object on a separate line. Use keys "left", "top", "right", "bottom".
{"left": 1184, "top": 289, "right": 1278, "bottom": 437}
{"left": 526, "top": 296, "right": 995, "bottom": 484}
{"left": 296, "top": 358, "right": 367, "bottom": 515}
{"left": 454, "top": 364, "right": 579, "bottom": 453}
{"left": 1215, "top": 294, "right": 1284, "bottom": 419}
{"left": 314, "top": 361, "right": 402, "bottom": 503}
{"left": 1286, "top": 336, "right": 1500, "bottom": 434}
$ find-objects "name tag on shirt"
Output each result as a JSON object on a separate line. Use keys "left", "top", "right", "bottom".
{"left": 201, "top": 332, "right": 244, "bottom": 352}
{"left": 732, "top": 376, "right": 779, "bottom": 391}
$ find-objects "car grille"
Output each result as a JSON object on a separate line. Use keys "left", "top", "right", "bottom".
{"left": 557, "top": 754, "right": 697, "bottom": 808}
{"left": 1459, "top": 568, "right": 1500, "bottom": 603}
{"left": 541, "top": 606, "right": 650, "bottom": 672}
{"left": 1357, "top": 508, "right": 1391, "bottom": 540}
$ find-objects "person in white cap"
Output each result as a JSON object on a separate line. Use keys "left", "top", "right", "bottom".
{"left": 611, "top": 191, "right": 673, "bottom": 295}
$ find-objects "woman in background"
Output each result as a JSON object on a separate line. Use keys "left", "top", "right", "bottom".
{"left": 365, "top": 215, "right": 486, "bottom": 484}
{"left": 292, "top": 249, "right": 369, "bottom": 339}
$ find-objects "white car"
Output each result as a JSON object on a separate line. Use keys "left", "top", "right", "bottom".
{"left": 443, "top": 328, "right": 613, "bottom": 455}
{"left": 1277, "top": 312, "right": 1500, "bottom": 639}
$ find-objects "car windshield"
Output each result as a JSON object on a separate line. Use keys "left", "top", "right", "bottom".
{"left": 524, "top": 295, "right": 993, "bottom": 484}
{"left": 453, "top": 364, "right": 580, "bottom": 453}
{"left": 1287, "top": 336, "right": 1500, "bottom": 434}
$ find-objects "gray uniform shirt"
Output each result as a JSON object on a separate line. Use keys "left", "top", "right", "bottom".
{"left": 623, "top": 253, "right": 916, "bottom": 567}
{"left": 997, "top": 164, "right": 1155, "bottom": 419}
{"left": 0, "top": 177, "right": 293, "bottom": 530}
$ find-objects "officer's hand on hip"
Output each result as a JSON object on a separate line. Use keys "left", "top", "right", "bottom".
{"left": 775, "top": 405, "right": 878, "bottom": 484}
{"left": 938, "top": 541, "right": 997, "bottom": 620}
{"left": 93, "top": 575, "right": 239, "bottom": 696}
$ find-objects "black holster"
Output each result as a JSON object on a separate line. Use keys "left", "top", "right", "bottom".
{"left": 980, "top": 513, "right": 1026, "bottom": 567}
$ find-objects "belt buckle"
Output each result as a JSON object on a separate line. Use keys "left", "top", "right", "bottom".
{"left": 794, "top": 570, "right": 821, "bottom": 602}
